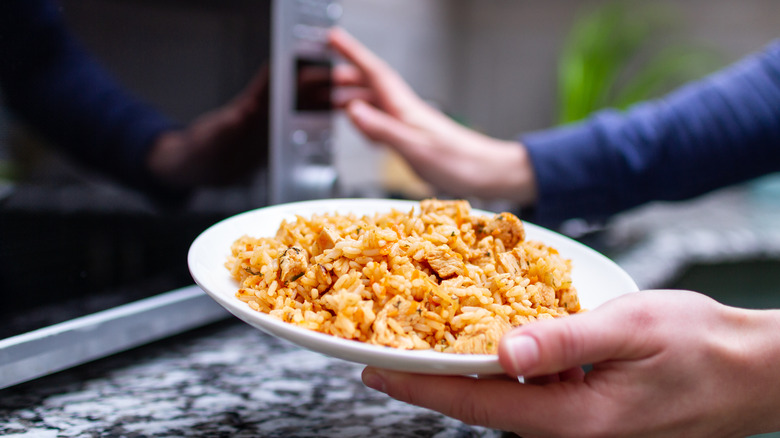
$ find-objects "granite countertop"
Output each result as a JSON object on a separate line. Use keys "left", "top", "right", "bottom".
{"left": 603, "top": 181, "right": 780, "bottom": 289}
{"left": 0, "top": 321, "right": 505, "bottom": 438}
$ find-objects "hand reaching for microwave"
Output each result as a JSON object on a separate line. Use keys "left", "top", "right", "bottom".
{"left": 329, "top": 28, "right": 537, "bottom": 206}
{"left": 146, "top": 66, "right": 269, "bottom": 190}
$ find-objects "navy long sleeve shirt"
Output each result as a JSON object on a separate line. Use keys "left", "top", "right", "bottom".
{"left": 524, "top": 40, "right": 780, "bottom": 225}
{"left": 0, "top": 0, "right": 174, "bottom": 191}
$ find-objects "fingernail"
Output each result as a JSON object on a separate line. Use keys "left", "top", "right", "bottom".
{"left": 504, "top": 335, "right": 539, "bottom": 375}
{"left": 362, "top": 368, "right": 387, "bottom": 393}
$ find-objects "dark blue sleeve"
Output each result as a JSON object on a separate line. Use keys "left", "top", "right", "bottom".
{"left": 523, "top": 40, "right": 780, "bottom": 226}
{"left": 0, "top": 0, "right": 176, "bottom": 192}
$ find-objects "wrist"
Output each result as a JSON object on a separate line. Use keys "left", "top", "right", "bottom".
{"left": 479, "top": 139, "right": 537, "bottom": 206}
{"left": 721, "top": 306, "right": 780, "bottom": 435}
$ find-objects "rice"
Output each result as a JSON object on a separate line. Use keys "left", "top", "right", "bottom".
{"left": 226, "top": 199, "right": 580, "bottom": 354}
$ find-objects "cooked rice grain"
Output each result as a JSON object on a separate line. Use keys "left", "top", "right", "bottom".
{"left": 226, "top": 199, "right": 580, "bottom": 354}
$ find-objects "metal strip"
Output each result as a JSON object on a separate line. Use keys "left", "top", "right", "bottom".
{"left": 0, "top": 285, "right": 229, "bottom": 390}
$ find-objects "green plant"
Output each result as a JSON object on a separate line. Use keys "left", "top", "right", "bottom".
{"left": 0, "top": 160, "right": 16, "bottom": 182}
{"left": 557, "top": 1, "right": 721, "bottom": 125}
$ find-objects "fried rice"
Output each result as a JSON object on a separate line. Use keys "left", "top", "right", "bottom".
{"left": 226, "top": 199, "right": 580, "bottom": 354}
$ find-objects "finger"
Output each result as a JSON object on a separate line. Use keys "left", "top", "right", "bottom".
{"left": 345, "top": 100, "right": 427, "bottom": 153}
{"left": 237, "top": 64, "right": 270, "bottom": 104}
{"left": 498, "top": 298, "right": 655, "bottom": 378}
{"left": 332, "top": 88, "right": 376, "bottom": 109}
{"left": 329, "top": 28, "right": 418, "bottom": 114}
{"left": 524, "top": 374, "right": 559, "bottom": 385}
{"left": 216, "top": 65, "right": 270, "bottom": 123}
{"left": 476, "top": 373, "right": 518, "bottom": 382}
{"left": 362, "top": 367, "right": 589, "bottom": 436}
{"left": 559, "top": 366, "right": 586, "bottom": 382}
{"left": 524, "top": 365, "right": 585, "bottom": 385}
{"left": 332, "top": 64, "right": 366, "bottom": 87}
{"left": 329, "top": 28, "right": 393, "bottom": 80}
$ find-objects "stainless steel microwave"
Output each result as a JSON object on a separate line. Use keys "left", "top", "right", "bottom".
{"left": 269, "top": 0, "right": 341, "bottom": 204}
{"left": 0, "top": 0, "right": 341, "bottom": 390}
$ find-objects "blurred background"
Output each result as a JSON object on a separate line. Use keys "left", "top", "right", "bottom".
{"left": 5, "top": 0, "right": 779, "bottom": 200}
{"left": 1, "top": 0, "right": 780, "bottom": 325}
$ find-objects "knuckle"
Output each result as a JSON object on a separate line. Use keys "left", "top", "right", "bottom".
{"left": 441, "top": 380, "right": 493, "bottom": 427}
{"left": 386, "top": 379, "right": 416, "bottom": 405}
{"left": 554, "top": 319, "right": 587, "bottom": 368}
{"left": 449, "top": 396, "right": 492, "bottom": 427}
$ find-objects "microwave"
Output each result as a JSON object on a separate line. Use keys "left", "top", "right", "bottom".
{"left": 0, "top": 0, "right": 341, "bottom": 390}
{"left": 269, "top": 0, "right": 341, "bottom": 204}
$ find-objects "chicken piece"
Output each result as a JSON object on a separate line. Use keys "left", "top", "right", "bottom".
{"left": 472, "top": 212, "right": 525, "bottom": 248}
{"left": 370, "top": 296, "right": 430, "bottom": 349}
{"left": 318, "top": 227, "right": 341, "bottom": 250}
{"left": 496, "top": 251, "right": 522, "bottom": 276}
{"left": 279, "top": 246, "right": 308, "bottom": 284}
{"left": 451, "top": 318, "right": 511, "bottom": 354}
{"left": 312, "top": 226, "right": 342, "bottom": 256}
{"left": 426, "top": 245, "right": 465, "bottom": 278}
{"left": 511, "top": 247, "right": 529, "bottom": 273}
{"left": 528, "top": 283, "right": 556, "bottom": 307}
{"left": 469, "top": 236, "right": 495, "bottom": 267}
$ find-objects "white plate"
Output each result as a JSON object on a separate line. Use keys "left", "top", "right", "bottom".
{"left": 188, "top": 199, "right": 638, "bottom": 375}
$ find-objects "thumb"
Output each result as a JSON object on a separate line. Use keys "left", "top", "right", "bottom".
{"left": 499, "top": 299, "right": 651, "bottom": 377}
{"left": 346, "top": 100, "right": 427, "bottom": 154}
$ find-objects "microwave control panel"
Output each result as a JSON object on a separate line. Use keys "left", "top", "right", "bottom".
{"left": 269, "top": 0, "right": 342, "bottom": 204}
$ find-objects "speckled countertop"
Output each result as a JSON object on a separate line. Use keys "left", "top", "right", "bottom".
{"left": 603, "top": 181, "right": 780, "bottom": 289}
{"left": 0, "top": 320, "right": 507, "bottom": 438}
